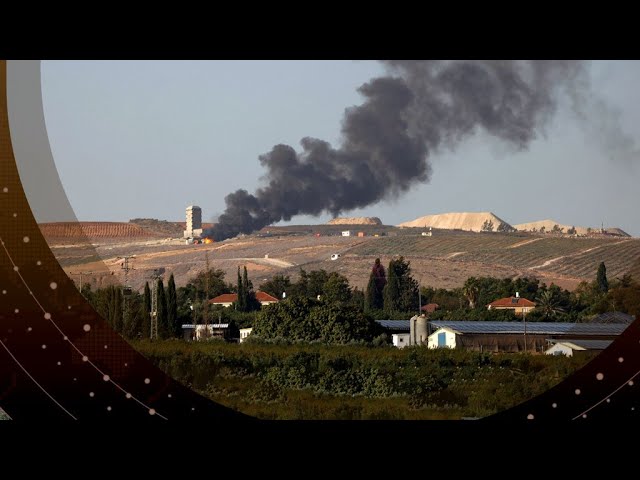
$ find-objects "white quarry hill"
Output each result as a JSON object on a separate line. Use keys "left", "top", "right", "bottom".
{"left": 327, "top": 217, "right": 383, "bottom": 226}
{"left": 398, "top": 212, "right": 513, "bottom": 232}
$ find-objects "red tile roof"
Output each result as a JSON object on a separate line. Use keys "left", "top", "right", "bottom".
{"left": 488, "top": 297, "right": 536, "bottom": 308}
{"left": 255, "top": 291, "right": 279, "bottom": 302}
{"left": 210, "top": 293, "right": 237, "bottom": 304}
{"left": 209, "top": 291, "right": 279, "bottom": 304}
{"left": 421, "top": 303, "right": 439, "bottom": 313}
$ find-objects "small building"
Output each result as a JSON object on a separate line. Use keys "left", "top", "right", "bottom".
{"left": 239, "top": 327, "right": 253, "bottom": 343}
{"left": 421, "top": 303, "right": 439, "bottom": 314}
{"left": 426, "top": 321, "right": 626, "bottom": 353}
{"left": 330, "top": 253, "right": 341, "bottom": 261}
{"left": 183, "top": 205, "right": 203, "bottom": 239}
{"left": 209, "top": 290, "right": 280, "bottom": 308}
{"left": 487, "top": 296, "right": 536, "bottom": 315}
{"left": 392, "top": 333, "right": 411, "bottom": 349}
{"left": 341, "top": 230, "right": 352, "bottom": 237}
{"left": 357, "top": 231, "right": 365, "bottom": 237}
{"left": 182, "top": 323, "right": 233, "bottom": 341}
{"left": 545, "top": 339, "right": 613, "bottom": 357}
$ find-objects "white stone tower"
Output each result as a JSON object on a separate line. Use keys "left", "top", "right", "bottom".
{"left": 184, "top": 205, "right": 203, "bottom": 238}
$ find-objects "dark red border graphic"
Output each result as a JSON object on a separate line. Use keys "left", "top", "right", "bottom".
{"left": 1, "top": 59, "right": 638, "bottom": 423}
{"left": 0, "top": 60, "right": 250, "bottom": 421}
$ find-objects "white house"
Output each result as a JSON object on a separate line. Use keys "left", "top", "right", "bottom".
{"left": 427, "top": 327, "right": 458, "bottom": 349}
{"left": 341, "top": 230, "right": 351, "bottom": 237}
{"left": 545, "top": 339, "right": 612, "bottom": 357}
{"left": 392, "top": 333, "right": 411, "bottom": 348}
{"left": 239, "top": 327, "right": 253, "bottom": 343}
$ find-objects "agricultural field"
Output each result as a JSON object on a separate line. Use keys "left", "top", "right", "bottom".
{"left": 40, "top": 221, "right": 640, "bottom": 294}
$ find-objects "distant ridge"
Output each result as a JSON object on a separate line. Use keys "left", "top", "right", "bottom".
{"left": 514, "top": 220, "right": 630, "bottom": 237}
{"left": 327, "top": 217, "right": 382, "bottom": 226}
{"left": 398, "top": 212, "right": 513, "bottom": 232}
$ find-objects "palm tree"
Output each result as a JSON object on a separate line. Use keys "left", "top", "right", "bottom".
{"left": 536, "top": 290, "right": 565, "bottom": 319}
{"left": 463, "top": 277, "right": 480, "bottom": 309}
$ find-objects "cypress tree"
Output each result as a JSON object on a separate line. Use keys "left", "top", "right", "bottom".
{"left": 157, "top": 279, "right": 168, "bottom": 338}
{"left": 383, "top": 261, "right": 400, "bottom": 313}
{"left": 597, "top": 262, "right": 609, "bottom": 293}
{"left": 236, "top": 266, "right": 245, "bottom": 311}
{"left": 167, "top": 274, "right": 178, "bottom": 337}
{"left": 365, "top": 271, "right": 378, "bottom": 312}
{"left": 141, "top": 281, "right": 151, "bottom": 338}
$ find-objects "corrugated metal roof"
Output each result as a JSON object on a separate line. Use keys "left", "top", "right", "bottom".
{"left": 429, "top": 321, "right": 628, "bottom": 336}
{"left": 548, "top": 339, "right": 613, "bottom": 350}
{"left": 375, "top": 320, "right": 411, "bottom": 330}
{"left": 590, "top": 311, "right": 636, "bottom": 325}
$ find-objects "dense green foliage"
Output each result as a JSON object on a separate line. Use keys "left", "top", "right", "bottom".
{"left": 134, "top": 340, "right": 590, "bottom": 420}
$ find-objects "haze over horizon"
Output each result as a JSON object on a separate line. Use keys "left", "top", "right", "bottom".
{"left": 40, "top": 61, "right": 640, "bottom": 236}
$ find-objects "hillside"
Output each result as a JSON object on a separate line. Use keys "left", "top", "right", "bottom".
{"left": 398, "top": 212, "right": 513, "bottom": 232}
{"left": 514, "top": 220, "right": 630, "bottom": 237}
{"left": 327, "top": 217, "right": 382, "bottom": 226}
{"left": 39, "top": 222, "right": 156, "bottom": 242}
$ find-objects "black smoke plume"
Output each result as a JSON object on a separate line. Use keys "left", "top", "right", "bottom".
{"left": 209, "top": 61, "right": 587, "bottom": 241}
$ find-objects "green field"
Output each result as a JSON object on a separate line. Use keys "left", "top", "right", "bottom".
{"left": 134, "top": 339, "right": 590, "bottom": 420}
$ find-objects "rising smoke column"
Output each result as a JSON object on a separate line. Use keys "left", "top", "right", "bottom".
{"left": 210, "top": 60, "right": 588, "bottom": 241}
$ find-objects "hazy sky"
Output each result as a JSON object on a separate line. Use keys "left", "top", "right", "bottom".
{"left": 40, "top": 61, "right": 640, "bottom": 236}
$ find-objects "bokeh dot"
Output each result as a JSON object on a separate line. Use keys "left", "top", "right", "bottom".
{"left": 606, "top": 398, "right": 611, "bottom": 403}
{"left": 44, "top": 313, "right": 51, "bottom": 320}
{"left": 104, "top": 345, "right": 108, "bottom": 349}
{"left": 50, "top": 282, "right": 57, "bottom": 290}
{"left": 575, "top": 389, "right": 581, "bottom": 395}
{"left": 36, "top": 261, "right": 41, "bottom": 266}
{"left": 618, "top": 357, "right": 624, "bottom": 363}
{"left": 2, "top": 187, "right": 7, "bottom": 193}
{"left": 527, "top": 414, "right": 534, "bottom": 420}
{"left": 27, "top": 327, "right": 32, "bottom": 332}
{"left": 126, "top": 393, "right": 132, "bottom": 399}
{"left": 107, "top": 406, "right": 112, "bottom": 412}
{"left": 168, "top": 394, "right": 172, "bottom": 398}
{"left": 23, "top": 236, "right": 29, "bottom": 243}
{"left": 552, "top": 403, "right": 557, "bottom": 408}
{"left": 14, "top": 309, "right": 18, "bottom": 314}
{"left": 63, "top": 336, "right": 68, "bottom": 341}
{"left": 629, "top": 380, "right": 635, "bottom": 386}
{"left": 144, "top": 378, "right": 151, "bottom": 384}
{"left": 83, "top": 324, "right": 91, "bottom": 332}
{"left": 67, "top": 306, "right": 71, "bottom": 310}
{"left": 12, "top": 213, "right": 16, "bottom": 218}
{"left": 103, "top": 375, "right": 110, "bottom": 382}
{"left": 582, "top": 414, "right": 587, "bottom": 419}
{"left": 2, "top": 290, "right": 6, "bottom": 294}
{"left": 41, "top": 344, "right": 46, "bottom": 349}
{"left": 13, "top": 266, "right": 18, "bottom": 272}
{"left": 57, "top": 361, "right": 61, "bottom": 366}
{"left": 89, "top": 392, "right": 95, "bottom": 398}
{"left": 149, "top": 409, "right": 156, "bottom": 416}
{"left": 596, "top": 373, "right": 604, "bottom": 381}
{"left": 82, "top": 356, "right": 88, "bottom": 362}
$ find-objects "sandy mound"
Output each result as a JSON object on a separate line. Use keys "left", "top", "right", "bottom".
{"left": 398, "top": 212, "right": 513, "bottom": 232}
{"left": 327, "top": 217, "right": 382, "bottom": 226}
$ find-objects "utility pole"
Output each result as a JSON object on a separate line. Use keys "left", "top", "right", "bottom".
{"left": 149, "top": 267, "right": 164, "bottom": 340}
{"left": 68, "top": 270, "right": 110, "bottom": 296}
{"left": 117, "top": 256, "right": 135, "bottom": 334}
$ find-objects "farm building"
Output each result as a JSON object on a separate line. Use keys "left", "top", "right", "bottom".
{"left": 392, "top": 333, "right": 411, "bottom": 348}
{"left": 426, "top": 321, "right": 626, "bottom": 353}
{"left": 487, "top": 296, "right": 536, "bottom": 315}
{"left": 239, "top": 327, "right": 253, "bottom": 343}
{"left": 341, "top": 230, "right": 352, "bottom": 237}
{"left": 209, "top": 290, "right": 279, "bottom": 308}
{"left": 181, "top": 323, "right": 236, "bottom": 341}
{"left": 376, "top": 319, "right": 627, "bottom": 353}
{"left": 545, "top": 339, "right": 612, "bottom": 357}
